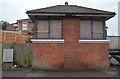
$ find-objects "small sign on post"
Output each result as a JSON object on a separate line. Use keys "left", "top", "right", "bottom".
{"left": 3, "top": 49, "right": 13, "bottom": 62}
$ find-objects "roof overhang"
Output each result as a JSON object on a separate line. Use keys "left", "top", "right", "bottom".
{"left": 27, "top": 13, "right": 115, "bottom": 16}
{"left": 27, "top": 13, "right": 115, "bottom": 21}
{"left": 27, "top": 13, "right": 65, "bottom": 16}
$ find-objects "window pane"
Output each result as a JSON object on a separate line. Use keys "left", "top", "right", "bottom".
{"left": 22, "top": 21, "right": 28, "bottom": 30}
{"left": 37, "top": 20, "right": 62, "bottom": 39}
{"left": 80, "top": 20, "right": 91, "bottom": 39}
{"left": 50, "top": 20, "right": 62, "bottom": 39}
{"left": 37, "top": 20, "right": 48, "bottom": 38}
{"left": 38, "top": 20, "right": 48, "bottom": 32}
{"left": 93, "top": 21, "right": 103, "bottom": 39}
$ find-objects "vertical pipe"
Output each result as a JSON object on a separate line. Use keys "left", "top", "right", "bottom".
{"left": 34, "top": 16, "right": 38, "bottom": 39}
{"left": 61, "top": 18, "right": 63, "bottom": 39}
{"left": 90, "top": 17, "right": 93, "bottom": 39}
{"left": 103, "top": 17, "right": 106, "bottom": 39}
{"left": 48, "top": 16, "right": 51, "bottom": 39}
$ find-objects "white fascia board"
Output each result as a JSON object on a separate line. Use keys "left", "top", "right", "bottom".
{"left": 79, "top": 40, "right": 110, "bottom": 43}
{"left": 31, "top": 39, "right": 64, "bottom": 43}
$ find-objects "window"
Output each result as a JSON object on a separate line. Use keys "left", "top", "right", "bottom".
{"left": 80, "top": 20, "right": 91, "bottom": 39}
{"left": 22, "top": 21, "right": 28, "bottom": 30}
{"left": 92, "top": 21, "right": 103, "bottom": 39}
{"left": 37, "top": 20, "right": 62, "bottom": 39}
{"left": 80, "top": 20, "right": 104, "bottom": 39}
{"left": 37, "top": 20, "right": 48, "bottom": 39}
{"left": 50, "top": 20, "right": 62, "bottom": 39}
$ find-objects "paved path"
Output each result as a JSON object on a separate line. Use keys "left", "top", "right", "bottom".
{"left": 1, "top": 67, "right": 120, "bottom": 79}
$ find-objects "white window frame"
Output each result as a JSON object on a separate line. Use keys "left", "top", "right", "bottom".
{"left": 22, "top": 21, "right": 28, "bottom": 30}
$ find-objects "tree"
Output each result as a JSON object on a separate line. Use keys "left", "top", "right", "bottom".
{"left": 0, "top": 23, "right": 2, "bottom": 30}
{"left": 2, "top": 21, "right": 9, "bottom": 30}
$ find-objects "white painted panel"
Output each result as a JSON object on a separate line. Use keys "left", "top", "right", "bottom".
{"left": 31, "top": 39, "right": 64, "bottom": 43}
{"left": 107, "top": 36, "right": 120, "bottom": 50}
{"left": 79, "top": 40, "right": 110, "bottom": 43}
{"left": 3, "top": 49, "right": 13, "bottom": 62}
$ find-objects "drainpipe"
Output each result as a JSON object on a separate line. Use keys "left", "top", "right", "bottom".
{"left": 90, "top": 17, "right": 93, "bottom": 39}
{"left": 48, "top": 16, "right": 51, "bottom": 39}
{"left": 34, "top": 16, "right": 38, "bottom": 39}
{"left": 103, "top": 17, "right": 107, "bottom": 39}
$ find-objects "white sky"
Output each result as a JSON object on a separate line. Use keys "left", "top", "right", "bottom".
{"left": 0, "top": 0, "right": 119, "bottom": 36}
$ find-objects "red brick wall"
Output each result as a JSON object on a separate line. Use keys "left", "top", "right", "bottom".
{"left": 32, "top": 17, "right": 109, "bottom": 70}
{"left": 28, "top": 22, "right": 34, "bottom": 32}
{"left": 18, "top": 22, "right": 22, "bottom": 30}
{"left": 32, "top": 43, "right": 109, "bottom": 70}
{"left": 18, "top": 22, "right": 34, "bottom": 32}
{"left": 63, "top": 18, "right": 80, "bottom": 43}
{"left": 6, "top": 24, "right": 16, "bottom": 31}
{"left": 0, "top": 32, "right": 33, "bottom": 43}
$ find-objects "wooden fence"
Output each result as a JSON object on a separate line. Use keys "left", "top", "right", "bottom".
{"left": 2, "top": 42, "right": 32, "bottom": 66}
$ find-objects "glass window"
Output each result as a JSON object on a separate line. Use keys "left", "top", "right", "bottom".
{"left": 22, "top": 21, "right": 28, "bottom": 30}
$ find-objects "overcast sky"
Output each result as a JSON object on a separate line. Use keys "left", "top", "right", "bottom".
{"left": 0, "top": 0, "right": 119, "bottom": 36}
